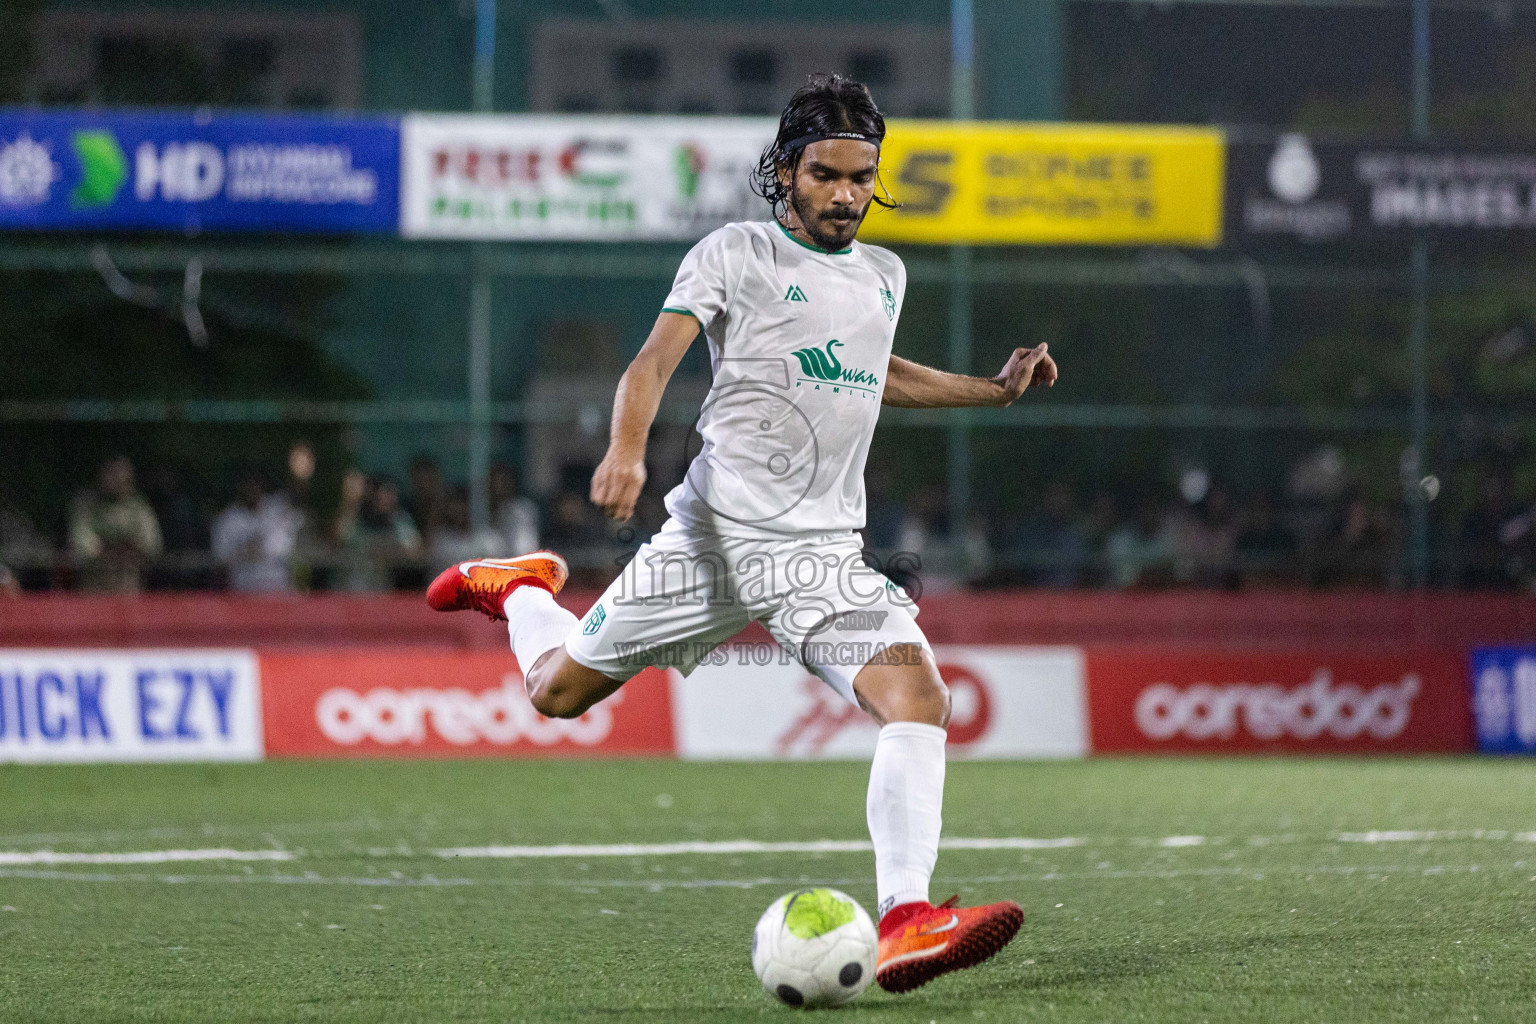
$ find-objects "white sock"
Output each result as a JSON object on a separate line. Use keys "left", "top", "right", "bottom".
{"left": 866, "top": 721, "right": 947, "bottom": 921}
{"left": 503, "top": 585, "right": 579, "bottom": 676}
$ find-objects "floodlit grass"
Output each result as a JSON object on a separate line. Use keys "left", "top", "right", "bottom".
{"left": 1, "top": 758, "right": 1535, "bottom": 1022}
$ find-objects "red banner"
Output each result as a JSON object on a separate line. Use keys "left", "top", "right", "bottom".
{"left": 1086, "top": 650, "right": 1473, "bottom": 754}
{"left": 259, "top": 651, "right": 675, "bottom": 758}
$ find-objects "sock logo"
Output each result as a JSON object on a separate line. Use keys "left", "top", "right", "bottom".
{"left": 582, "top": 603, "right": 607, "bottom": 635}
{"left": 878, "top": 896, "right": 895, "bottom": 919}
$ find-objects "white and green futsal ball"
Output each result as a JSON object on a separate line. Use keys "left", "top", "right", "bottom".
{"left": 751, "top": 888, "right": 877, "bottom": 1009}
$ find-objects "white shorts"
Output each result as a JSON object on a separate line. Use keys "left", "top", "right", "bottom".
{"left": 565, "top": 518, "right": 933, "bottom": 705}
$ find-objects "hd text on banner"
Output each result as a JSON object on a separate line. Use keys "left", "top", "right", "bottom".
{"left": 860, "top": 121, "right": 1227, "bottom": 246}
{"left": 0, "top": 110, "right": 400, "bottom": 233}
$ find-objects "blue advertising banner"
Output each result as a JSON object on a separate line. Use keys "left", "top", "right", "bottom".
{"left": 0, "top": 109, "right": 399, "bottom": 233}
{"left": 1470, "top": 646, "right": 1536, "bottom": 754}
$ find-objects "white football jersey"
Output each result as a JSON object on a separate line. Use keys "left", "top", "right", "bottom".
{"left": 660, "top": 220, "right": 906, "bottom": 538}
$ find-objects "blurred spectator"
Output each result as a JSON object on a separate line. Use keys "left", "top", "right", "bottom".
{"left": 542, "top": 489, "right": 610, "bottom": 551}
{"left": 408, "top": 455, "right": 447, "bottom": 548}
{"left": 1320, "top": 492, "right": 1395, "bottom": 587}
{"left": 1164, "top": 484, "right": 1238, "bottom": 587}
{"left": 1234, "top": 491, "right": 1297, "bottom": 588}
{"left": 1009, "top": 481, "right": 1087, "bottom": 588}
{"left": 145, "top": 466, "right": 207, "bottom": 554}
{"left": 332, "top": 471, "right": 423, "bottom": 591}
{"left": 1458, "top": 475, "right": 1517, "bottom": 589}
{"left": 430, "top": 486, "right": 509, "bottom": 573}
{"left": 0, "top": 485, "right": 51, "bottom": 587}
{"left": 68, "top": 455, "right": 162, "bottom": 593}
{"left": 1104, "top": 496, "right": 1172, "bottom": 589}
{"left": 0, "top": 564, "right": 18, "bottom": 597}
{"left": 488, "top": 462, "right": 540, "bottom": 555}
{"left": 282, "top": 441, "right": 330, "bottom": 590}
{"left": 144, "top": 465, "right": 212, "bottom": 590}
{"left": 286, "top": 441, "right": 317, "bottom": 509}
{"left": 897, "top": 484, "right": 988, "bottom": 592}
{"left": 211, "top": 472, "right": 302, "bottom": 592}
{"left": 1286, "top": 445, "right": 1348, "bottom": 583}
{"left": 1079, "top": 492, "right": 1121, "bottom": 584}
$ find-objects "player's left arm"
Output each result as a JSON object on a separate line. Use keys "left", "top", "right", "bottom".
{"left": 882, "top": 344, "right": 1056, "bottom": 408}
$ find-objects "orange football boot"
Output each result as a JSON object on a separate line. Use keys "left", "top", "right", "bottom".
{"left": 425, "top": 552, "right": 569, "bottom": 621}
{"left": 875, "top": 895, "right": 1024, "bottom": 993}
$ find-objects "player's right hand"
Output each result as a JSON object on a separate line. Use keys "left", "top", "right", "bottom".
{"left": 591, "top": 452, "right": 647, "bottom": 521}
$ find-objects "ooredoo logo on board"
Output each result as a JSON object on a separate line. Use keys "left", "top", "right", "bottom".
{"left": 1087, "top": 651, "right": 1472, "bottom": 754}
{"left": 314, "top": 677, "right": 625, "bottom": 748}
{"left": 259, "top": 652, "right": 675, "bottom": 758}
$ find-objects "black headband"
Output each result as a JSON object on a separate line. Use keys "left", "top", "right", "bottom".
{"left": 780, "top": 131, "right": 882, "bottom": 155}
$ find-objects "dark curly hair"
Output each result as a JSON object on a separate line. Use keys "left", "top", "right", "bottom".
{"left": 751, "top": 73, "right": 897, "bottom": 218}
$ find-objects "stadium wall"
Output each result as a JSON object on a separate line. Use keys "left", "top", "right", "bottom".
{"left": 2, "top": 591, "right": 1525, "bottom": 763}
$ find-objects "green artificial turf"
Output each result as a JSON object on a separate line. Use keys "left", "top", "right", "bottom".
{"left": 2, "top": 757, "right": 1535, "bottom": 1022}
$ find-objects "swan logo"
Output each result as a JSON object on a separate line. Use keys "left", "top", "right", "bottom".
{"left": 791, "top": 339, "right": 880, "bottom": 391}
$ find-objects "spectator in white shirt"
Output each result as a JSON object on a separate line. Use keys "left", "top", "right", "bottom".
{"left": 488, "top": 462, "right": 540, "bottom": 555}
{"left": 211, "top": 473, "right": 301, "bottom": 592}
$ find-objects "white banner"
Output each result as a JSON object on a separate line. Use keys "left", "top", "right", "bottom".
{"left": 400, "top": 114, "right": 775, "bottom": 240}
{"left": 0, "top": 650, "right": 263, "bottom": 763}
{"left": 672, "top": 645, "right": 1088, "bottom": 760}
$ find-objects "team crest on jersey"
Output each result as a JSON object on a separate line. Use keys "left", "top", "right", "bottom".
{"left": 582, "top": 603, "right": 606, "bottom": 635}
{"left": 880, "top": 288, "right": 895, "bottom": 320}
{"left": 784, "top": 284, "right": 808, "bottom": 302}
{"left": 791, "top": 339, "right": 880, "bottom": 397}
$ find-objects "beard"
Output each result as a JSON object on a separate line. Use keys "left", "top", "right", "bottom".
{"left": 788, "top": 186, "right": 866, "bottom": 251}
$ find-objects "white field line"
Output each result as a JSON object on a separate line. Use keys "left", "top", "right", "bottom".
{"left": 0, "top": 849, "right": 294, "bottom": 866}
{"left": 432, "top": 837, "right": 1086, "bottom": 859}
{"left": 1338, "top": 830, "right": 1536, "bottom": 843}
{"left": 0, "top": 861, "right": 1522, "bottom": 890}
{"left": 3, "top": 831, "right": 1531, "bottom": 868}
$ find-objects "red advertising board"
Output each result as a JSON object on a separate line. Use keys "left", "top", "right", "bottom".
{"left": 1086, "top": 650, "right": 1474, "bottom": 754}
{"left": 259, "top": 651, "right": 675, "bottom": 758}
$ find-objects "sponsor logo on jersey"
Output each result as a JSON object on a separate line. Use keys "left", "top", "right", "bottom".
{"left": 582, "top": 603, "right": 607, "bottom": 635}
{"left": 784, "top": 284, "right": 808, "bottom": 302}
{"left": 880, "top": 287, "right": 895, "bottom": 320}
{"left": 791, "top": 339, "right": 880, "bottom": 391}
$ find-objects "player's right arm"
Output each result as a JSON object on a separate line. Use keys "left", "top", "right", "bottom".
{"left": 590, "top": 311, "right": 700, "bottom": 521}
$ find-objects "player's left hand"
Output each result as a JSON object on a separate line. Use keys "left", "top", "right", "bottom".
{"left": 991, "top": 344, "right": 1056, "bottom": 405}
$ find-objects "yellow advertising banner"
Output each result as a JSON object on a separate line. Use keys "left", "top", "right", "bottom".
{"left": 860, "top": 121, "right": 1226, "bottom": 246}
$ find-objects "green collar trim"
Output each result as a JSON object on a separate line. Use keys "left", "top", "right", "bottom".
{"left": 775, "top": 219, "right": 853, "bottom": 256}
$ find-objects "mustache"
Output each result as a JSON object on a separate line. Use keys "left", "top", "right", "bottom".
{"left": 822, "top": 207, "right": 859, "bottom": 221}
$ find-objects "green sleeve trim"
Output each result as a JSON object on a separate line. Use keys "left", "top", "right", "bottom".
{"left": 660, "top": 306, "right": 698, "bottom": 319}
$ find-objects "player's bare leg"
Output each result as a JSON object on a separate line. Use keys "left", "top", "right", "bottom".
{"left": 852, "top": 644, "right": 1024, "bottom": 993}
{"left": 521, "top": 647, "right": 622, "bottom": 719}
{"left": 425, "top": 551, "right": 622, "bottom": 717}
